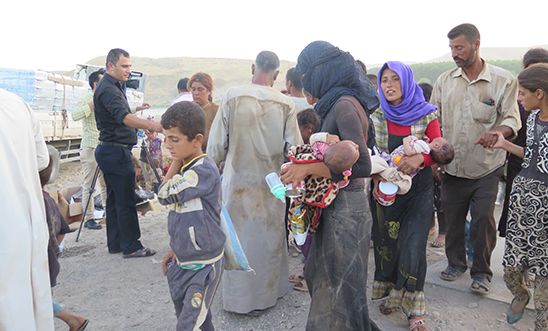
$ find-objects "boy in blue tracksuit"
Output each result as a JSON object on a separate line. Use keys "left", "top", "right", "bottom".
{"left": 158, "top": 101, "right": 226, "bottom": 331}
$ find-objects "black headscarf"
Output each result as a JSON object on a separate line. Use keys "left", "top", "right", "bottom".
{"left": 295, "top": 41, "right": 379, "bottom": 147}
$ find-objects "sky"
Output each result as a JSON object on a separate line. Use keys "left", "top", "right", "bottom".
{"left": 1, "top": 0, "right": 547, "bottom": 71}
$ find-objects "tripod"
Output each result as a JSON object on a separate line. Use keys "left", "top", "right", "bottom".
{"left": 76, "top": 165, "right": 101, "bottom": 242}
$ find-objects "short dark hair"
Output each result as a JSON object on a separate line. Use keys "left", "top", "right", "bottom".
{"left": 88, "top": 68, "right": 105, "bottom": 89}
{"left": 366, "top": 74, "right": 377, "bottom": 87}
{"left": 297, "top": 108, "right": 320, "bottom": 131}
{"left": 286, "top": 67, "right": 303, "bottom": 90}
{"left": 431, "top": 143, "right": 455, "bottom": 165}
{"left": 522, "top": 48, "right": 548, "bottom": 69}
{"left": 161, "top": 101, "right": 205, "bottom": 140}
{"left": 177, "top": 78, "right": 190, "bottom": 92}
{"left": 106, "top": 48, "right": 129, "bottom": 67}
{"left": 419, "top": 82, "right": 433, "bottom": 101}
{"left": 39, "top": 155, "right": 53, "bottom": 187}
{"left": 255, "top": 51, "right": 280, "bottom": 72}
{"left": 447, "top": 23, "right": 480, "bottom": 43}
{"left": 356, "top": 60, "right": 367, "bottom": 74}
{"left": 518, "top": 63, "right": 548, "bottom": 94}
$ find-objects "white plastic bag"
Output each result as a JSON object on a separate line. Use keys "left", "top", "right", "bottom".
{"left": 220, "top": 206, "right": 254, "bottom": 272}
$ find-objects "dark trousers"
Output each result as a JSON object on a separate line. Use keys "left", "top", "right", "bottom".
{"left": 441, "top": 168, "right": 501, "bottom": 280}
{"left": 95, "top": 144, "right": 143, "bottom": 254}
{"left": 167, "top": 259, "right": 223, "bottom": 331}
{"left": 498, "top": 162, "right": 521, "bottom": 237}
{"left": 433, "top": 178, "right": 446, "bottom": 235}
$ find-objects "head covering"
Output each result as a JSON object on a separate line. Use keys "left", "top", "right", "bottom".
{"left": 295, "top": 41, "right": 379, "bottom": 119}
{"left": 377, "top": 61, "right": 437, "bottom": 126}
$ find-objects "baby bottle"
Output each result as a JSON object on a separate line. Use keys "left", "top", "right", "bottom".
{"left": 265, "top": 172, "right": 286, "bottom": 201}
{"left": 281, "top": 162, "right": 304, "bottom": 198}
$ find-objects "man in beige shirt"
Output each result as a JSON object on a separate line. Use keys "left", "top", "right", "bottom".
{"left": 430, "top": 23, "right": 520, "bottom": 294}
{"left": 72, "top": 69, "right": 107, "bottom": 230}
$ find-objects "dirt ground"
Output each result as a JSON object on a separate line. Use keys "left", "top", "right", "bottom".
{"left": 50, "top": 161, "right": 536, "bottom": 331}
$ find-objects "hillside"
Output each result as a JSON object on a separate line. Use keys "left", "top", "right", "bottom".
{"left": 86, "top": 56, "right": 296, "bottom": 107}
{"left": 426, "top": 45, "right": 548, "bottom": 63}
{"left": 83, "top": 45, "right": 546, "bottom": 106}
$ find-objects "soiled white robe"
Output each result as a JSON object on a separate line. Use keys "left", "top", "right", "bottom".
{"left": 0, "top": 89, "right": 53, "bottom": 331}
{"left": 207, "top": 84, "right": 302, "bottom": 313}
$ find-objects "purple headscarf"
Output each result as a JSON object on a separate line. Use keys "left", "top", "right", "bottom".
{"left": 377, "top": 61, "right": 436, "bottom": 126}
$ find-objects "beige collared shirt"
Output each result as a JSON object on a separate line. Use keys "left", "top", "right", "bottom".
{"left": 431, "top": 61, "right": 520, "bottom": 179}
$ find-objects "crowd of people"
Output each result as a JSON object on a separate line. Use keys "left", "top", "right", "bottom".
{"left": 2, "top": 22, "right": 548, "bottom": 331}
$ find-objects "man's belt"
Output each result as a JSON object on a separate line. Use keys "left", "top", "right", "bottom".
{"left": 99, "top": 141, "right": 134, "bottom": 149}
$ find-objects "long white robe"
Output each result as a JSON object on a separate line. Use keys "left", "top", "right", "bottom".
{"left": 0, "top": 89, "right": 53, "bottom": 331}
{"left": 207, "top": 84, "right": 302, "bottom": 313}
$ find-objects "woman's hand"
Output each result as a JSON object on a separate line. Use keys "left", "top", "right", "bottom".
{"left": 397, "top": 154, "right": 424, "bottom": 175}
{"left": 489, "top": 131, "right": 508, "bottom": 150}
{"left": 371, "top": 174, "right": 382, "bottom": 203}
{"left": 280, "top": 163, "right": 310, "bottom": 185}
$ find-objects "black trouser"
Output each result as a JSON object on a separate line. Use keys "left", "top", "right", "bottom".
{"left": 433, "top": 178, "right": 446, "bottom": 235}
{"left": 498, "top": 162, "right": 521, "bottom": 237}
{"left": 441, "top": 168, "right": 501, "bottom": 280}
{"left": 95, "top": 144, "right": 143, "bottom": 254}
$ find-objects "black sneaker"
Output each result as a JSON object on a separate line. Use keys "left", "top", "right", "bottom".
{"left": 84, "top": 220, "right": 102, "bottom": 230}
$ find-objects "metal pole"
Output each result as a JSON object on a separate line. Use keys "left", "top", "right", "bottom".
{"left": 76, "top": 165, "right": 101, "bottom": 242}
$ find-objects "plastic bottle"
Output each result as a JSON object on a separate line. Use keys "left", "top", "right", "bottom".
{"left": 265, "top": 172, "right": 286, "bottom": 201}
{"left": 290, "top": 204, "right": 308, "bottom": 246}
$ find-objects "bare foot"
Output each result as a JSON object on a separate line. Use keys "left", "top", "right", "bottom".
{"left": 430, "top": 234, "right": 445, "bottom": 248}
{"left": 510, "top": 296, "right": 528, "bottom": 315}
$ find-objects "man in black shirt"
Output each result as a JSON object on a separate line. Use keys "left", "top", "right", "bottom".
{"left": 94, "top": 48, "right": 162, "bottom": 258}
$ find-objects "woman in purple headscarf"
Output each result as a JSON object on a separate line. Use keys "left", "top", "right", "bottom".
{"left": 370, "top": 61, "right": 441, "bottom": 331}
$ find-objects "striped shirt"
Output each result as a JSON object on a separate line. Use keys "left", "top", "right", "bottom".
{"left": 71, "top": 93, "right": 99, "bottom": 148}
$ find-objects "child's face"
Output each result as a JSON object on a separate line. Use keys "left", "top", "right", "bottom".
{"left": 163, "top": 127, "right": 203, "bottom": 163}
{"left": 299, "top": 124, "right": 313, "bottom": 144}
{"left": 429, "top": 137, "right": 447, "bottom": 152}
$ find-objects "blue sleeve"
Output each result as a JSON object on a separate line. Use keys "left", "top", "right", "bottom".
{"left": 157, "top": 164, "right": 216, "bottom": 206}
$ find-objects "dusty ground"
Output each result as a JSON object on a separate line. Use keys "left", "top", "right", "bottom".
{"left": 51, "top": 161, "right": 536, "bottom": 331}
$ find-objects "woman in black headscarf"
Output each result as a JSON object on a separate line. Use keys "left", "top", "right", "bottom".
{"left": 281, "top": 41, "right": 380, "bottom": 331}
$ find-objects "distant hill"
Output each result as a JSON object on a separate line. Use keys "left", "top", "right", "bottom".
{"left": 86, "top": 56, "right": 296, "bottom": 107}
{"left": 426, "top": 45, "right": 548, "bottom": 63}
{"left": 367, "top": 46, "right": 548, "bottom": 85}
{"left": 83, "top": 45, "right": 546, "bottom": 106}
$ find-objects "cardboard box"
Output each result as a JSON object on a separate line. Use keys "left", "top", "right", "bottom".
{"left": 46, "top": 186, "right": 83, "bottom": 224}
{"left": 59, "top": 186, "right": 83, "bottom": 217}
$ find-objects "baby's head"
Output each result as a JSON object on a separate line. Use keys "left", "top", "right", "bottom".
{"left": 429, "top": 137, "right": 454, "bottom": 165}
{"left": 323, "top": 140, "right": 360, "bottom": 174}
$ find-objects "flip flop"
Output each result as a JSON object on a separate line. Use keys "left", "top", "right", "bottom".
{"left": 292, "top": 280, "right": 308, "bottom": 292}
{"left": 470, "top": 278, "right": 490, "bottom": 295}
{"left": 75, "top": 319, "right": 89, "bottom": 331}
{"left": 430, "top": 239, "right": 445, "bottom": 248}
{"left": 440, "top": 266, "right": 464, "bottom": 281}
{"left": 409, "top": 317, "right": 427, "bottom": 331}
{"left": 123, "top": 247, "right": 156, "bottom": 259}
{"left": 288, "top": 274, "right": 304, "bottom": 284}
{"left": 379, "top": 302, "right": 394, "bottom": 315}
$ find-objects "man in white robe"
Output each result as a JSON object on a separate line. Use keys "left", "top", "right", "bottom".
{"left": 207, "top": 51, "right": 302, "bottom": 314}
{"left": 0, "top": 89, "right": 53, "bottom": 331}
